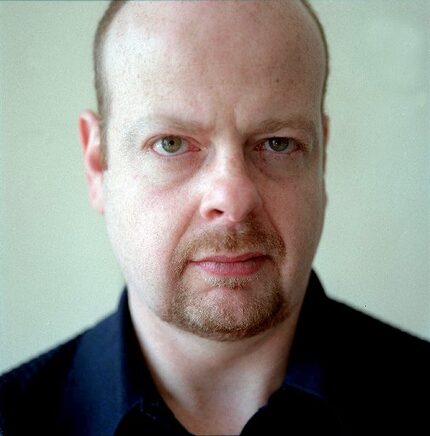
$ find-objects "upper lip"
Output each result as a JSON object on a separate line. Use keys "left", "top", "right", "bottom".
{"left": 192, "top": 252, "right": 266, "bottom": 263}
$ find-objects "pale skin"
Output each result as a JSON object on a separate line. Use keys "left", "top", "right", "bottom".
{"left": 79, "top": 1, "right": 328, "bottom": 434}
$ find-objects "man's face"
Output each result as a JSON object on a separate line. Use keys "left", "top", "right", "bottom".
{"left": 99, "top": 1, "right": 327, "bottom": 341}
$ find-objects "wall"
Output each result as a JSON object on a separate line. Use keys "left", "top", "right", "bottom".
{"left": 312, "top": 0, "right": 430, "bottom": 340}
{"left": 0, "top": 0, "right": 429, "bottom": 373}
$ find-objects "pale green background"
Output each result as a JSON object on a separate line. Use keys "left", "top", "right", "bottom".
{"left": 1, "top": 0, "right": 429, "bottom": 373}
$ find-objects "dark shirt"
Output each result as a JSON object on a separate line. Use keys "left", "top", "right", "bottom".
{"left": 1, "top": 271, "right": 429, "bottom": 435}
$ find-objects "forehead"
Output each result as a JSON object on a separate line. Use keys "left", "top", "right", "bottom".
{"left": 102, "top": 0, "right": 325, "bottom": 126}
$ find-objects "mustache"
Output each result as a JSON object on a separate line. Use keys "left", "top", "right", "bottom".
{"left": 172, "top": 220, "right": 285, "bottom": 275}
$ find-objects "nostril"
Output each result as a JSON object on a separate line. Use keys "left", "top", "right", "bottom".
{"left": 204, "top": 208, "right": 224, "bottom": 220}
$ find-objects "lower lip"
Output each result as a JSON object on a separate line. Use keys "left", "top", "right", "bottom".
{"left": 192, "top": 256, "right": 267, "bottom": 277}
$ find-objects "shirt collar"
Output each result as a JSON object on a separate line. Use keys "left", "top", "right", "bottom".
{"left": 62, "top": 290, "right": 154, "bottom": 435}
{"left": 282, "top": 270, "right": 328, "bottom": 401}
{"left": 65, "top": 270, "right": 328, "bottom": 435}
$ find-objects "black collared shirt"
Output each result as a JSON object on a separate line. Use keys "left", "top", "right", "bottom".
{"left": 60, "top": 271, "right": 339, "bottom": 435}
{"left": 1, "top": 271, "right": 429, "bottom": 435}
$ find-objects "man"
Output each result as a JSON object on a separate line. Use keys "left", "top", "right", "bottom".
{"left": 0, "top": 1, "right": 429, "bottom": 435}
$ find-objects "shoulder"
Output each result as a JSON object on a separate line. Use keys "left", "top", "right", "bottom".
{"left": 0, "top": 310, "right": 117, "bottom": 434}
{"left": 322, "top": 296, "right": 430, "bottom": 432}
{"left": 325, "top": 296, "right": 430, "bottom": 358}
{"left": 0, "top": 334, "right": 80, "bottom": 433}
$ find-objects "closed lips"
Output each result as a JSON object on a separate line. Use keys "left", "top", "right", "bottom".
{"left": 191, "top": 253, "right": 268, "bottom": 276}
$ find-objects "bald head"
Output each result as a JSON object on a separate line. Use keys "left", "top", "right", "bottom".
{"left": 93, "top": 0, "right": 329, "bottom": 164}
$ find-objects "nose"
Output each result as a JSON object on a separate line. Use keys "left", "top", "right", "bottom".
{"left": 199, "top": 152, "right": 263, "bottom": 224}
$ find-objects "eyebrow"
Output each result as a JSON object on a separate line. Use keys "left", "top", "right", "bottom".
{"left": 123, "top": 115, "right": 209, "bottom": 148}
{"left": 249, "top": 117, "right": 318, "bottom": 139}
{"left": 124, "top": 114, "right": 319, "bottom": 146}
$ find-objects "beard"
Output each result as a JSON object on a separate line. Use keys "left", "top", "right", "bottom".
{"left": 158, "top": 219, "right": 291, "bottom": 341}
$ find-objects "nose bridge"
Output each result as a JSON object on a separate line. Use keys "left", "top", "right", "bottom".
{"left": 199, "top": 142, "right": 262, "bottom": 223}
{"left": 216, "top": 145, "right": 248, "bottom": 180}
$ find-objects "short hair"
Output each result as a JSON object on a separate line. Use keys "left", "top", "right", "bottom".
{"left": 93, "top": 0, "right": 127, "bottom": 167}
{"left": 93, "top": 0, "right": 329, "bottom": 166}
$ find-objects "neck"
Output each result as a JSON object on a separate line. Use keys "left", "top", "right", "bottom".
{"left": 128, "top": 291, "right": 302, "bottom": 435}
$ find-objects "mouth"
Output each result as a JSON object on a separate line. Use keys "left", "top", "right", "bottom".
{"left": 190, "top": 252, "right": 268, "bottom": 277}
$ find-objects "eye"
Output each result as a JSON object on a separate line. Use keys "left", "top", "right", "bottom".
{"left": 152, "top": 136, "right": 189, "bottom": 156}
{"left": 260, "top": 137, "right": 299, "bottom": 153}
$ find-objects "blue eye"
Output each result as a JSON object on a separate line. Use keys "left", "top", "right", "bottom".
{"left": 263, "top": 137, "right": 297, "bottom": 153}
{"left": 153, "top": 136, "right": 188, "bottom": 155}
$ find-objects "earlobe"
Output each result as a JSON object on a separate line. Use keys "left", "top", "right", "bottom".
{"left": 78, "top": 110, "right": 105, "bottom": 214}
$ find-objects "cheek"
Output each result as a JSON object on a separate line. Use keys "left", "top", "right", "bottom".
{"left": 266, "top": 176, "right": 325, "bottom": 253}
{"left": 104, "top": 170, "right": 193, "bottom": 268}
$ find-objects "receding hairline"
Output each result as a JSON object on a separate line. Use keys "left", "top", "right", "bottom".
{"left": 94, "top": 0, "right": 329, "bottom": 111}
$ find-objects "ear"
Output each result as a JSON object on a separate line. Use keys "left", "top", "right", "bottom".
{"left": 78, "top": 110, "right": 105, "bottom": 214}
{"left": 322, "top": 114, "right": 330, "bottom": 173}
